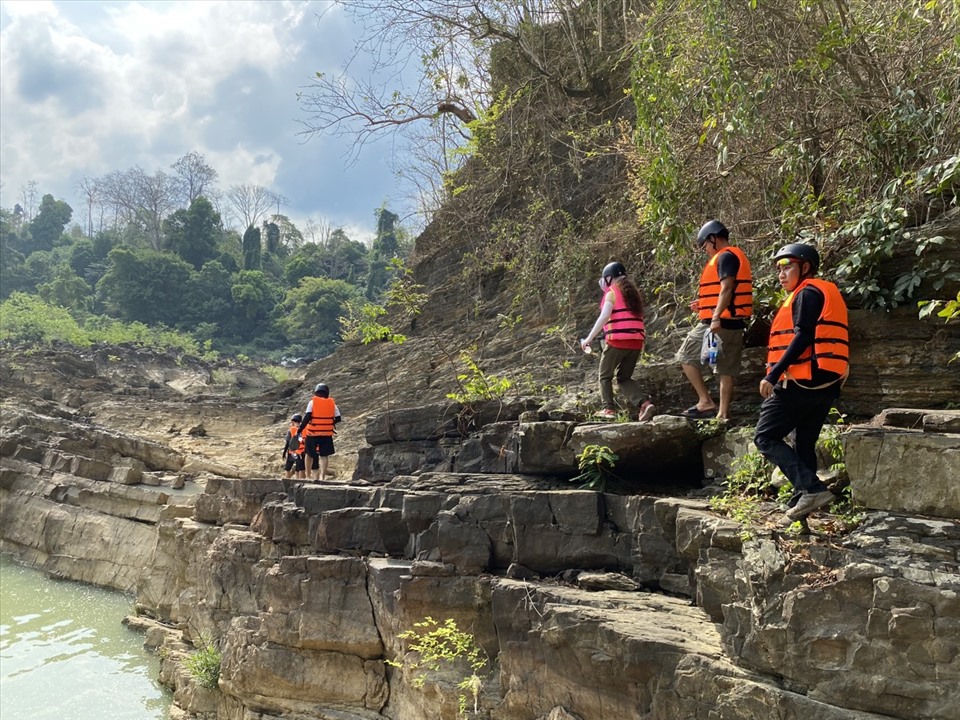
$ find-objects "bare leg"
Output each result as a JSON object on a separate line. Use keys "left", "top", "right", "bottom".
{"left": 718, "top": 374, "right": 734, "bottom": 419}
{"left": 681, "top": 363, "right": 716, "bottom": 410}
{"left": 305, "top": 454, "right": 315, "bottom": 480}
{"left": 319, "top": 456, "right": 329, "bottom": 482}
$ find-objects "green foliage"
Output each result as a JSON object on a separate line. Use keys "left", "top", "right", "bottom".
{"left": 0, "top": 293, "right": 216, "bottom": 359}
{"left": 280, "top": 276, "right": 361, "bottom": 349}
{"left": 0, "top": 292, "right": 90, "bottom": 346}
{"left": 26, "top": 194, "right": 72, "bottom": 253}
{"left": 446, "top": 351, "right": 512, "bottom": 405}
{"left": 570, "top": 444, "right": 619, "bottom": 492}
{"left": 183, "top": 635, "right": 221, "bottom": 690}
{"left": 827, "top": 486, "right": 867, "bottom": 533}
{"left": 817, "top": 408, "right": 848, "bottom": 474}
{"left": 389, "top": 617, "right": 488, "bottom": 718}
{"left": 242, "top": 225, "right": 262, "bottom": 270}
{"left": 162, "top": 196, "right": 223, "bottom": 270}
{"left": 919, "top": 291, "right": 960, "bottom": 363}
{"left": 340, "top": 259, "right": 426, "bottom": 345}
{"left": 833, "top": 156, "right": 960, "bottom": 309}
{"left": 626, "top": 0, "right": 960, "bottom": 293}
{"left": 709, "top": 450, "right": 774, "bottom": 538}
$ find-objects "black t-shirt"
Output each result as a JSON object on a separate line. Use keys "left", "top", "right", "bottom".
{"left": 765, "top": 284, "right": 843, "bottom": 390}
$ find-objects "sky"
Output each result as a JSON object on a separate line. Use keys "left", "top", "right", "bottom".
{"left": 0, "top": 0, "right": 409, "bottom": 243}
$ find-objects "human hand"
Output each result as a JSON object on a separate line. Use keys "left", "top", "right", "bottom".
{"left": 759, "top": 379, "right": 775, "bottom": 398}
{"left": 689, "top": 299, "right": 700, "bottom": 312}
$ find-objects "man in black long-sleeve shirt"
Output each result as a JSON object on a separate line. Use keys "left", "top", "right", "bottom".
{"left": 755, "top": 243, "right": 850, "bottom": 528}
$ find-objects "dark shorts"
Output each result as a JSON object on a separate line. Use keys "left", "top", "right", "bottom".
{"left": 284, "top": 454, "right": 306, "bottom": 472}
{"left": 305, "top": 435, "right": 335, "bottom": 458}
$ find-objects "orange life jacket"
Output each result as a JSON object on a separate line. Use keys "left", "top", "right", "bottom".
{"left": 287, "top": 422, "right": 304, "bottom": 455}
{"left": 698, "top": 246, "right": 753, "bottom": 321}
{"left": 766, "top": 278, "right": 849, "bottom": 381}
{"left": 602, "top": 283, "right": 645, "bottom": 348}
{"left": 304, "top": 397, "right": 337, "bottom": 437}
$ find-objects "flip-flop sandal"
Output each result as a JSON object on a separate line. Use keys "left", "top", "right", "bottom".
{"left": 683, "top": 406, "right": 718, "bottom": 419}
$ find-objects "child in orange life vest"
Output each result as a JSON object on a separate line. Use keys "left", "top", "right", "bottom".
{"left": 296, "top": 382, "right": 341, "bottom": 482}
{"left": 580, "top": 262, "right": 656, "bottom": 421}
{"left": 754, "top": 243, "right": 849, "bottom": 528}
{"left": 282, "top": 413, "right": 306, "bottom": 480}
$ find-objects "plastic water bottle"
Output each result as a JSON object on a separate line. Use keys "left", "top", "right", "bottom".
{"left": 707, "top": 332, "right": 718, "bottom": 372}
{"left": 580, "top": 339, "right": 592, "bottom": 355}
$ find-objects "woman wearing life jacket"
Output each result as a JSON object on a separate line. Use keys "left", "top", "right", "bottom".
{"left": 754, "top": 243, "right": 849, "bottom": 528}
{"left": 282, "top": 413, "right": 306, "bottom": 480}
{"left": 580, "top": 262, "right": 656, "bottom": 421}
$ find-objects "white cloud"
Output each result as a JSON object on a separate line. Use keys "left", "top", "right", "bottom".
{"left": 0, "top": 0, "right": 406, "bottom": 239}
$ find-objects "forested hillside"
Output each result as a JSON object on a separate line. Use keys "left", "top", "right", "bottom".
{"left": 0, "top": 162, "right": 411, "bottom": 361}
{"left": 2, "top": 0, "right": 958, "bottom": 376}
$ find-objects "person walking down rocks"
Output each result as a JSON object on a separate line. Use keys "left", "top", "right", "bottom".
{"left": 580, "top": 262, "right": 656, "bottom": 422}
{"left": 754, "top": 243, "right": 849, "bottom": 528}
{"left": 677, "top": 219, "right": 753, "bottom": 420}
{"left": 297, "top": 383, "right": 341, "bottom": 482}
{"left": 282, "top": 413, "right": 306, "bottom": 480}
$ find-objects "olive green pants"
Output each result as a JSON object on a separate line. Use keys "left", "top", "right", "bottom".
{"left": 598, "top": 345, "right": 643, "bottom": 411}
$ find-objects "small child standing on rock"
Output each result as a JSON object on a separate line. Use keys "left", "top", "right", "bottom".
{"left": 282, "top": 413, "right": 306, "bottom": 480}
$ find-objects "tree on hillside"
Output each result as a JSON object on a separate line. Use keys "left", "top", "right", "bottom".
{"left": 97, "top": 167, "right": 178, "bottom": 250}
{"left": 226, "top": 184, "right": 273, "bottom": 230}
{"left": 37, "top": 266, "right": 92, "bottom": 315}
{"left": 163, "top": 196, "right": 223, "bottom": 270}
{"left": 171, "top": 152, "right": 219, "bottom": 205}
{"left": 26, "top": 194, "right": 73, "bottom": 254}
{"left": 242, "top": 225, "right": 262, "bottom": 270}
{"left": 230, "top": 270, "right": 281, "bottom": 342}
{"left": 298, "top": 0, "right": 631, "bottom": 219}
{"left": 280, "top": 276, "right": 361, "bottom": 351}
{"left": 366, "top": 208, "right": 400, "bottom": 299}
{"left": 97, "top": 247, "right": 193, "bottom": 325}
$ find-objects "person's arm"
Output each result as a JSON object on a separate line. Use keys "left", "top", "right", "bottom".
{"left": 333, "top": 404, "right": 342, "bottom": 425}
{"left": 763, "top": 286, "right": 824, "bottom": 386}
{"left": 297, "top": 414, "right": 311, "bottom": 434}
{"left": 582, "top": 291, "right": 615, "bottom": 347}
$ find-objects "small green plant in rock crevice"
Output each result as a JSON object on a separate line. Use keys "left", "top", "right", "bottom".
{"left": 817, "top": 407, "right": 848, "bottom": 475}
{"left": 388, "top": 617, "right": 490, "bottom": 718}
{"left": 709, "top": 450, "right": 774, "bottom": 540}
{"left": 570, "top": 444, "right": 619, "bottom": 492}
{"left": 183, "top": 634, "right": 221, "bottom": 690}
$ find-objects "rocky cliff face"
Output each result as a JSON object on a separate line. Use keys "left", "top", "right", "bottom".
{"left": 2, "top": 345, "right": 957, "bottom": 720}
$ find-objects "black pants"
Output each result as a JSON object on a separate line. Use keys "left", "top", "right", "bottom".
{"left": 754, "top": 384, "right": 838, "bottom": 495}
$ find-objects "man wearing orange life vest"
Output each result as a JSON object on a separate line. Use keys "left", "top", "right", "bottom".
{"left": 580, "top": 262, "right": 656, "bottom": 421}
{"left": 677, "top": 220, "right": 753, "bottom": 420}
{"left": 282, "top": 413, "right": 306, "bottom": 480}
{"left": 755, "top": 243, "right": 849, "bottom": 527}
{"left": 296, "top": 383, "right": 341, "bottom": 482}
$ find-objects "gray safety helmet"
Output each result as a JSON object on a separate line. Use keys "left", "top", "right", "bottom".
{"left": 313, "top": 383, "right": 329, "bottom": 397}
{"left": 696, "top": 220, "right": 729, "bottom": 247}
{"left": 291, "top": 413, "right": 303, "bottom": 423}
{"left": 773, "top": 243, "right": 820, "bottom": 275}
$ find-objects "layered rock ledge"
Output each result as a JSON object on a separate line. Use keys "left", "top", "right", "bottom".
{"left": 2, "top": 401, "right": 958, "bottom": 720}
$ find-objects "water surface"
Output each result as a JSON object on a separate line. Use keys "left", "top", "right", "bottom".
{"left": 0, "top": 554, "right": 172, "bottom": 719}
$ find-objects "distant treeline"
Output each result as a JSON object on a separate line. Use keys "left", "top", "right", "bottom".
{"left": 1, "top": 160, "right": 410, "bottom": 360}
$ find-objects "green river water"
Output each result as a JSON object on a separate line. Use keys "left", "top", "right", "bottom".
{"left": 0, "top": 553, "right": 172, "bottom": 719}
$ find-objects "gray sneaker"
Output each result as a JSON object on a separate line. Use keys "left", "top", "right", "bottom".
{"left": 776, "top": 490, "right": 834, "bottom": 527}
{"left": 638, "top": 401, "right": 657, "bottom": 422}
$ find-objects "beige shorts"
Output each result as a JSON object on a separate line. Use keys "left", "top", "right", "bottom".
{"left": 676, "top": 323, "right": 745, "bottom": 376}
